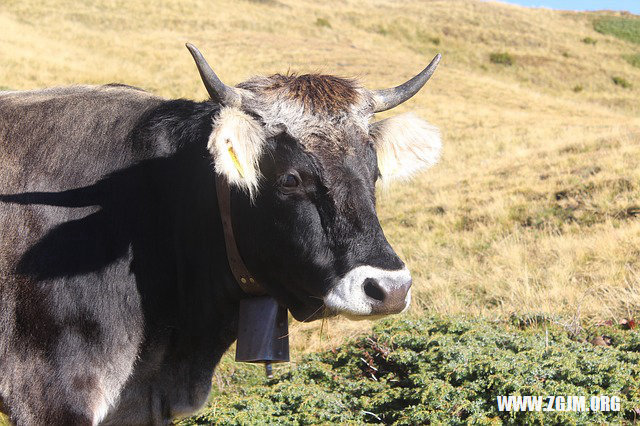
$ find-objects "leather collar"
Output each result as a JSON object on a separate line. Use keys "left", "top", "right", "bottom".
{"left": 216, "top": 175, "right": 265, "bottom": 296}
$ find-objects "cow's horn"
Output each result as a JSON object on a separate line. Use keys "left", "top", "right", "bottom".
{"left": 186, "top": 43, "right": 242, "bottom": 107}
{"left": 371, "top": 54, "right": 441, "bottom": 113}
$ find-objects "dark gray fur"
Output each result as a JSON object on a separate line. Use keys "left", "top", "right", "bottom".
{"left": 0, "top": 86, "right": 241, "bottom": 424}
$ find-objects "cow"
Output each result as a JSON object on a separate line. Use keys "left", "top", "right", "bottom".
{"left": 0, "top": 44, "right": 442, "bottom": 425}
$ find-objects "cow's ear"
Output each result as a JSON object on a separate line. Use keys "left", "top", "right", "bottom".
{"left": 370, "top": 113, "right": 441, "bottom": 184}
{"left": 209, "top": 106, "right": 267, "bottom": 197}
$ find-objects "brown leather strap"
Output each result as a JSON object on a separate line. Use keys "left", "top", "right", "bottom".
{"left": 216, "top": 175, "right": 265, "bottom": 296}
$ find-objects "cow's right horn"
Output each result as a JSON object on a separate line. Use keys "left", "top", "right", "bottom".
{"left": 186, "top": 43, "right": 242, "bottom": 107}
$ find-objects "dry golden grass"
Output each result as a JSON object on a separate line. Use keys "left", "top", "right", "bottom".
{"left": 1, "top": 0, "right": 639, "bottom": 354}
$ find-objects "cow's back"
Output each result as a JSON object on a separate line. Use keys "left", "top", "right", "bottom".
{"left": 0, "top": 85, "right": 163, "bottom": 192}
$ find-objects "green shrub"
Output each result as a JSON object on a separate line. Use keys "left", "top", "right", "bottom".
{"left": 612, "top": 76, "right": 632, "bottom": 88}
{"left": 315, "top": 17, "right": 331, "bottom": 28}
{"left": 180, "top": 316, "right": 640, "bottom": 425}
{"left": 581, "top": 36, "right": 597, "bottom": 45}
{"left": 372, "top": 24, "right": 388, "bottom": 36}
{"left": 594, "top": 16, "right": 640, "bottom": 44}
{"left": 416, "top": 30, "right": 441, "bottom": 46}
{"left": 490, "top": 52, "right": 513, "bottom": 66}
{"left": 624, "top": 53, "right": 640, "bottom": 68}
{"left": 573, "top": 84, "right": 583, "bottom": 92}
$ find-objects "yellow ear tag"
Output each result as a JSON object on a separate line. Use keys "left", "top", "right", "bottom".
{"left": 226, "top": 142, "right": 245, "bottom": 178}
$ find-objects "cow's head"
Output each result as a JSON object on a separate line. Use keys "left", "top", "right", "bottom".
{"left": 187, "top": 44, "right": 441, "bottom": 322}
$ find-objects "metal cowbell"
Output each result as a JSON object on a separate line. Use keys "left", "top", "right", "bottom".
{"left": 235, "top": 296, "right": 290, "bottom": 364}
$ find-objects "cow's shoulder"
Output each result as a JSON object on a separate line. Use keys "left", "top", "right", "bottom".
{"left": 0, "top": 85, "right": 169, "bottom": 189}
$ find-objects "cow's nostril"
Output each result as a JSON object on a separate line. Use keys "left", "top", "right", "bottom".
{"left": 363, "top": 278, "right": 385, "bottom": 302}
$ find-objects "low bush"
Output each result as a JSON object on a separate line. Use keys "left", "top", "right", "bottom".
{"left": 315, "top": 18, "right": 331, "bottom": 28}
{"left": 180, "top": 316, "right": 640, "bottom": 425}
{"left": 490, "top": 52, "right": 513, "bottom": 66}
{"left": 612, "top": 76, "right": 632, "bottom": 88}
{"left": 416, "top": 30, "right": 441, "bottom": 46}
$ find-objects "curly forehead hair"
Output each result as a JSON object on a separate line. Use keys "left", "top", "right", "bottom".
{"left": 257, "top": 74, "right": 361, "bottom": 114}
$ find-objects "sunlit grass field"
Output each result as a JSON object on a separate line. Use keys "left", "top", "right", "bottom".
{"left": 1, "top": 0, "right": 639, "bottom": 356}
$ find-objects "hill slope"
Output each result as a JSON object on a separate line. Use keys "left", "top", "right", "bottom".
{"left": 1, "top": 0, "right": 639, "bottom": 351}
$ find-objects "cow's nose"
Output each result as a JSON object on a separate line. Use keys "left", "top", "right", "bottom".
{"left": 363, "top": 278, "right": 386, "bottom": 301}
{"left": 363, "top": 275, "right": 412, "bottom": 315}
{"left": 324, "top": 266, "right": 413, "bottom": 317}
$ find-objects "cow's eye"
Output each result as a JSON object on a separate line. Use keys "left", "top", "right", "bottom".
{"left": 283, "top": 174, "right": 298, "bottom": 187}
{"left": 280, "top": 172, "right": 301, "bottom": 189}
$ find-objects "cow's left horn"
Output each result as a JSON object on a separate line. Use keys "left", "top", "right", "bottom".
{"left": 371, "top": 54, "right": 441, "bottom": 113}
{"left": 186, "top": 43, "right": 242, "bottom": 107}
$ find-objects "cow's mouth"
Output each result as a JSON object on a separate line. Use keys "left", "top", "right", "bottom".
{"left": 287, "top": 297, "right": 332, "bottom": 322}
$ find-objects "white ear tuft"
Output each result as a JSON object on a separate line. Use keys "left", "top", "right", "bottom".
{"left": 208, "top": 107, "right": 267, "bottom": 197}
{"left": 370, "top": 113, "right": 441, "bottom": 183}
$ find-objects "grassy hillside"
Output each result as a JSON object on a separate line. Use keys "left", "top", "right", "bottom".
{"left": 2, "top": 0, "right": 640, "bottom": 424}
{"left": 1, "top": 0, "right": 640, "bottom": 352}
